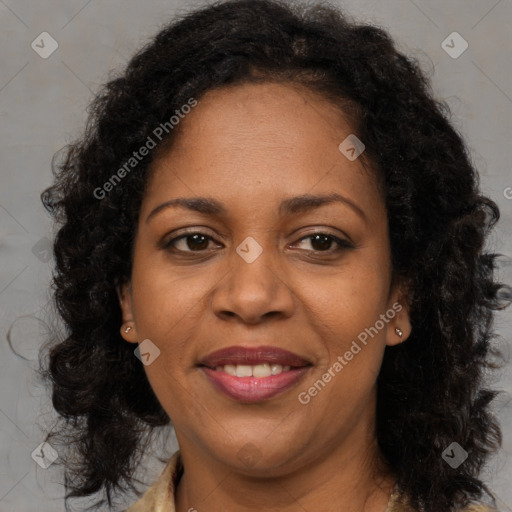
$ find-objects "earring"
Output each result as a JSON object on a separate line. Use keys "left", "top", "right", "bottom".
{"left": 395, "top": 327, "right": 403, "bottom": 338}
{"left": 124, "top": 325, "right": 132, "bottom": 334}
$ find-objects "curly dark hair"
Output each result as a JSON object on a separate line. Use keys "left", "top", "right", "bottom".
{"left": 37, "top": 0, "right": 511, "bottom": 510}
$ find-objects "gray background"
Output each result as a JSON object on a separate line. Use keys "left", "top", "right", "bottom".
{"left": 1, "top": 0, "right": 511, "bottom": 510}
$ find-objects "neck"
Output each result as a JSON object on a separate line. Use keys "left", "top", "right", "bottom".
{"left": 174, "top": 419, "right": 395, "bottom": 512}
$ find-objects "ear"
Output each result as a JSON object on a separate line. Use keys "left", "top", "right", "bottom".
{"left": 116, "top": 281, "right": 138, "bottom": 344}
{"left": 385, "top": 279, "right": 412, "bottom": 347}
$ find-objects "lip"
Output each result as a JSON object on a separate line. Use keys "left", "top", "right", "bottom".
{"left": 198, "top": 345, "right": 311, "bottom": 368}
{"left": 198, "top": 345, "right": 312, "bottom": 403}
{"left": 201, "top": 366, "right": 311, "bottom": 403}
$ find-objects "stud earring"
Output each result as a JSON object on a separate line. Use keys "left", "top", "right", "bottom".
{"left": 395, "top": 327, "right": 403, "bottom": 338}
{"left": 124, "top": 325, "right": 132, "bottom": 334}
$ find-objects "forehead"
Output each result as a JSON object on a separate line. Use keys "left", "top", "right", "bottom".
{"left": 169, "top": 81, "right": 355, "bottom": 155}
{"left": 144, "top": 81, "right": 383, "bottom": 222}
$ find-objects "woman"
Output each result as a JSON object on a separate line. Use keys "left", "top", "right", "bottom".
{"left": 39, "top": 0, "right": 510, "bottom": 510}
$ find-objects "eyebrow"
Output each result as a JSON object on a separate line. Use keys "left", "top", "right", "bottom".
{"left": 145, "top": 192, "right": 367, "bottom": 224}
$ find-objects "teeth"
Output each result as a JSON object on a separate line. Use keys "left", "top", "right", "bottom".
{"left": 224, "top": 364, "right": 236, "bottom": 376}
{"left": 235, "top": 364, "right": 252, "bottom": 377}
{"left": 272, "top": 364, "right": 283, "bottom": 375}
{"left": 213, "top": 363, "right": 292, "bottom": 377}
{"left": 253, "top": 363, "right": 271, "bottom": 378}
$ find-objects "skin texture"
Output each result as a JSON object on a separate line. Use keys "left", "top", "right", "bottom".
{"left": 118, "top": 82, "right": 412, "bottom": 512}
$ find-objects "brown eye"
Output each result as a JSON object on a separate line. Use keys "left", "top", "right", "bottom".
{"left": 165, "top": 233, "right": 217, "bottom": 252}
{"left": 293, "top": 233, "right": 352, "bottom": 253}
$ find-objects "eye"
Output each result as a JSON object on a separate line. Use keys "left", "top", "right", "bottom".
{"left": 291, "top": 232, "right": 352, "bottom": 253}
{"left": 164, "top": 232, "right": 219, "bottom": 253}
{"left": 162, "top": 230, "right": 353, "bottom": 255}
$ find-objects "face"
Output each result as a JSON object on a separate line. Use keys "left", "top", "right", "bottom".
{"left": 118, "top": 81, "right": 411, "bottom": 477}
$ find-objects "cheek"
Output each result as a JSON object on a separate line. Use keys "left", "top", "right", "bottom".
{"left": 128, "top": 265, "right": 203, "bottom": 402}
{"left": 301, "top": 260, "right": 389, "bottom": 335}
{"left": 300, "top": 260, "right": 390, "bottom": 393}
{"left": 304, "top": 287, "right": 388, "bottom": 428}
{"left": 130, "top": 245, "right": 210, "bottom": 334}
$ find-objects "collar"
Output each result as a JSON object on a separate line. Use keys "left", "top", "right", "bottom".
{"left": 126, "top": 450, "right": 182, "bottom": 512}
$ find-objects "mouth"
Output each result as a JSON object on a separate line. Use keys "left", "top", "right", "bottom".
{"left": 198, "top": 345, "right": 312, "bottom": 402}
{"left": 206, "top": 362, "right": 295, "bottom": 377}
{"left": 198, "top": 345, "right": 311, "bottom": 369}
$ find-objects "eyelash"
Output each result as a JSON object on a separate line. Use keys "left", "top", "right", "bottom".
{"left": 162, "top": 230, "right": 353, "bottom": 255}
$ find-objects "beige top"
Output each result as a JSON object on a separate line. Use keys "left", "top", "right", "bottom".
{"left": 125, "top": 450, "right": 496, "bottom": 512}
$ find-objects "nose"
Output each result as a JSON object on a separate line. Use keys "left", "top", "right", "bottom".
{"left": 211, "top": 242, "right": 295, "bottom": 325}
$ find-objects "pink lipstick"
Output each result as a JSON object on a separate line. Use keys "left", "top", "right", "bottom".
{"left": 198, "top": 346, "right": 311, "bottom": 403}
